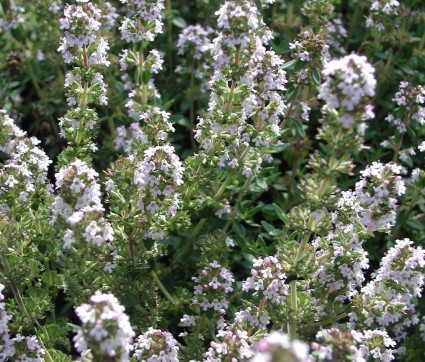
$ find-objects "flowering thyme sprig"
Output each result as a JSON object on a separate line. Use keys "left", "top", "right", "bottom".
{"left": 0, "top": 112, "right": 55, "bottom": 361}
{"left": 173, "top": 0, "right": 289, "bottom": 265}
{"left": 282, "top": 56, "right": 378, "bottom": 335}
{"left": 194, "top": 0, "right": 287, "bottom": 176}
{"left": 132, "top": 328, "right": 180, "bottom": 361}
{"left": 57, "top": 0, "right": 110, "bottom": 155}
{"left": 251, "top": 331, "right": 310, "bottom": 361}
{"left": 310, "top": 327, "right": 397, "bottom": 362}
{"left": 318, "top": 53, "right": 376, "bottom": 129}
{"left": 51, "top": 159, "right": 114, "bottom": 248}
{"left": 380, "top": 81, "right": 425, "bottom": 163}
{"left": 334, "top": 161, "right": 406, "bottom": 233}
{"left": 310, "top": 162, "right": 406, "bottom": 324}
{"left": 74, "top": 291, "right": 135, "bottom": 361}
{"left": 53, "top": 1, "right": 114, "bottom": 303}
{"left": 0, "top": 284, "right": 47, "bottom": 361}
{"left": 366, "top": 0, "right": 401, "bottom": 34}
{"left": 178, "top": 232, "right": 235, "bottom": 359}
{"left": 176, "top": 24, "right": 214, "bottom": 147}
{"left": 289, "top": 31, "right": 329, "bottom": 86}
{"left": 350, "top": 238, "right": 425, "bottom": 343}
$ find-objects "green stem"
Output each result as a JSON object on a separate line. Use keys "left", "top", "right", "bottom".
{"left": 289, "top": 280, "right": 298, "bottom": 339}
{"left": 0, "top": 253, "right": 54, "bottom": 362}
{"left": 138, "top": 41, "right": 148, "bottom": 106}
{"left": 170, "top": 218, "right": 207, "bottom": 268}
{"left": 75, "top": 118, "right": 84, "bottom": 146}
{"left": 419, "top": 29, "right": 425, "bottom": 52}
{"left": 107, "top": 113, "right": 117, "bottom": 139}
{"left": 151, "top": 270, "right": 175, "bottom": 304}
{"left": 279, "top": 82, "right": 300, "bottom": 129}
{"left": 171, "top": 169, "right": 237, "bottom": 268}
{"left": 317, "top": 251, "right": 333, "bottom": 262}
{"left": 225, "top": 49, "right": 239, "bottom": 112}
{"left": 296, "top": 232, "right": 311, "bottom": 261}
{"left": 297, "top": 313, "right": 348, "bottom": 334}
{"left": 392, "top": 187, "right": 421, "bottom": 239}
{"left": 129, "top": 239, "right": 135, "bottom": 261}
{"left": 189, "top": 64, "right": 196, "bottom": 149}
{"left": 222, "top": 175, "right": 253, "bottom": 233}
{"left": 166, "top": 0, "right": 173, "bottom": 73}
{"left": 317, "top": 176, "right": 329, "bottom": 199}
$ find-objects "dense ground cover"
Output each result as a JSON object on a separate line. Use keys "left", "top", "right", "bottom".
{"left": 1, "top": 0, "right": 425, "bottom": 360}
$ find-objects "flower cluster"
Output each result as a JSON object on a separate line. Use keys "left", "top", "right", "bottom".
{"left": 58, "top": 2, "right": 109, "bottom": 65}
{"left": 251, "top": 331, "right": 310, "bottom": 362}
{"left": 0, "top": 110, "right": 53, "bottom": 218}
{"left": 350, "top": 239, "right": 425, "bottom": 342}
{"left": 311, "top": 328, "right": 365, "bottom": 361}
{"left": 132, "top": 328, "right": 179, "bottom": 361}
{"left": 318, "top": 53, "right": 376, "bottom": 128}
{"left": 115, "top": 107, "right": 173, "bottom": 148}
{"left": 381, "top": 81, "right": 425, "bottom": 163}
{"left": 289, "top": 31, "right": 329, "bottom": 84}
{"left": 191, "top": 260, "right": 234, "bottom": 312}
{"left": 311, "top": 327, "right": 397, "bottom": 362}
{"left": 314, "top": 222, "right": 370, "bottom": 305}
{"left": 301, "top": 0, "right": 334, "bottom": 27}
{"left": 242, "top": 255, "right": 289, "bottom": 305}
{"left": 52, "top": 159, "right": 114, "bottom": 249}
{"left": 57, "top": 1, "right": 109, "bottom": 152}
{"left": 326, "top": 18, "right": 347, "bottom": 54}
{"left": 102, "top": 2, "right": 119, "bottom": 30}
{"left": 177, "top": 24, "right": 214, "bottom": 61}
{"left": 107, "top": 144, "right": 183, "bottom": 242}
{"left": 0, "top": 1, "right": 24, "bottom": 31}
{"left": 338, "top": 161, "right": 406, "bottom": 232}
{"left": 366, "top": 0, "right": 400, "bottom": 32}
{"left": 0, "top": 284, "right": 45, "bottom": 361}
{"left": 204, "top": 323, "right": 254, "bottom": 361}
{"left": 74, "top": 291, "right": 134, "bottom": 361}
{"left": 194, "top": 0, "right": 287, "bottom": 178}
{"left": 359, "top": 330, "right": 396, "bottom": 361}
{"left": 119, "top": 0, "right": 164, "bottom": 42}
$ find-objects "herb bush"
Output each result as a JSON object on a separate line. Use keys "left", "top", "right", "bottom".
{"left": 0, "top": 0, "right": 425, "bottom": 361}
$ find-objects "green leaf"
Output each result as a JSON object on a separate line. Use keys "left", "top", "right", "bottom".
{"left": 293, "top": 118, "right": 305, "bottom": 138}
{"left": 11, "top": 26, "right": 24, "bottom": 42}
{"left": 67, "top": 323, "right": 81, "bottom": 330}
{"left": 261, "top": 221, "right": 275, "bottom": 233}
{"left": 124, "top": 292, "right": 140, "bottom": 306}
{"left": 1, "top": 0, "right": 8, "bottom": 13}
{"left": 256, "top": 178, "right": 268, "bottom": 192}
{"left": 233, "top": 222, "right": 246, "bottom": 238}
{"left": 312, "top": 68, "right": 321, "bottom": 86}
{"left": 281, "top": 59, "right": 298, "bottom": 70}
{"left": 287, "top": 231, "right": 298, "bottom": 241}
{"left": 294, "top": 59, "right": 306, "bottom": 71}
{"left": 269, "top": 143, "right": 289, "bottom": 153}
{"left": 133, "top": 42, "right": 142, "bottom": 52}
{"left": 162, "top": 99, "right": 175, "bottom": 110}
{"left": 269, "top": 229, "right": 283, "bottom": 237}
{"left": 172, "top": 17, "right": 187, "bottom": 29}
{"left": 142, "top": 69, "right": 151, "bottom": 84}
{"left": 245, "top": 219, "right": 261, "bottom": 227}
{"left": 256, "top": 235, "right": 267, "bottom": 250}
{"left": 245, "top": 205, "right": 262, "bottom": 218}
{"left": 406, "top": 219, "right": 424, "bottom": 231}
{"left": 272, "top": 203, "right": 288, "bottom": 223}
{"left": 286, "top": 85, "right": 299, "bottom": 102}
